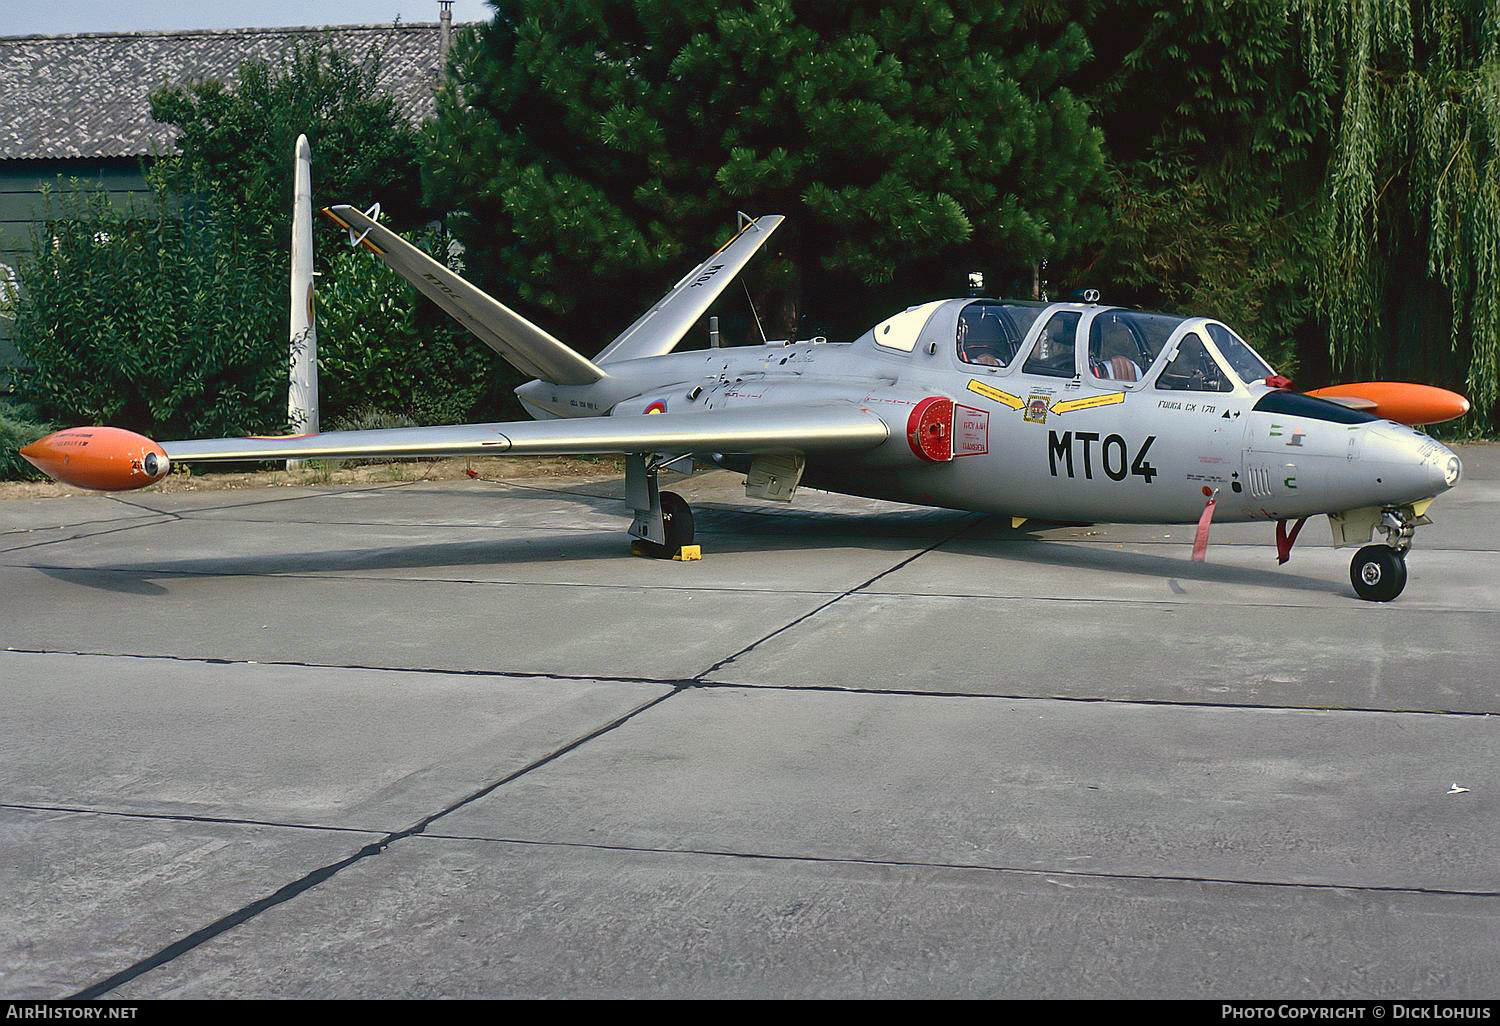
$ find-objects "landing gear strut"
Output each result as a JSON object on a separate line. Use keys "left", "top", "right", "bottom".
{"left": 1349, "top": 507, "right": 1415, "bottom": 602}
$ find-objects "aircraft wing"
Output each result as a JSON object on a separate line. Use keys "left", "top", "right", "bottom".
{"left": 22, "top": 405, "right": 890, "bottom": 491}
{"left": 322, "top": 204, "right": 607, "bottom": 386}
{"left": 592, "top": 214, "right": 786, "bottom": 364}
{"left": 165, "top": 403, "right": 886, "bottom": 461}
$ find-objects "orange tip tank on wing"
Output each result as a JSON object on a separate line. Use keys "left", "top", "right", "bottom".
{"left": 1306, "top": 382, "right": 1470, "bottom": 426}
{"left": 20, "top": 426, "right": 170, "bottom": 491}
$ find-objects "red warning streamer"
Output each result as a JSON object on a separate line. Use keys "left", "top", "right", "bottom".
{"left": 1275, "top": 517, "right": 1308, "bottom": 565}
{"left": 1191, "top": 491, "right": 1218, "bottom": 562}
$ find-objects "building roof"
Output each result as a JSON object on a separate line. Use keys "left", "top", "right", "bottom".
{"left": 0, "top": 23, "right": 447, "bottom": 161}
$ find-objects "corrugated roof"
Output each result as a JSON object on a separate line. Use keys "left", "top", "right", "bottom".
{"left": 0, "top": 24, "right": 446, "bottom": 160}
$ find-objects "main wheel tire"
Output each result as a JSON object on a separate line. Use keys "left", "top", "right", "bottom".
{"left": 659, "top": 491, "right": 694, "bottom": 551}
{"left": 1350, "top": 545, "right": 1407, "bottom": 602}
{"left": 635, "top": 492, "right": 695, "bottom": 558}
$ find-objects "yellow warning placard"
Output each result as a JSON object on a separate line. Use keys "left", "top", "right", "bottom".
{"left": 1052, "top": 392, "right": 1126, "bottom": 415}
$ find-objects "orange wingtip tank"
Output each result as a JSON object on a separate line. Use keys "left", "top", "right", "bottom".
{"left": 20, "top": 426, "right": 171, "bottom": 491}
{"left": 1306, "top": 382, "right": 1471, "bottom": 426}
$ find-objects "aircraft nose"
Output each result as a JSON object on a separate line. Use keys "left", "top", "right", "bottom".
{"left": 1368, "top": 423, "right": 1461, "bottom": 498}
{"left": 1417, "top": 435, "right": 1462, "bottom": 493}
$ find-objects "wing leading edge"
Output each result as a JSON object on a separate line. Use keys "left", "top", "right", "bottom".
{"left": 158, "top": 403, "right": 888, "bottom": 465}
{"left": 22, "top": 405, "right": 888, "bottom": 492}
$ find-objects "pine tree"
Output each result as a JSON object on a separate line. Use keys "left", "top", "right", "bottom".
{"left": 426, "top": 0, "right": 1106, "bottom": 348}
{"left": 1079, "top": 0, "right": 1334, "bottom": 375}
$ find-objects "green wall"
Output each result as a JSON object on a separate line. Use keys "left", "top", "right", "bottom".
{"left": 0, "top": 158, "right": 154, "bottom": 376}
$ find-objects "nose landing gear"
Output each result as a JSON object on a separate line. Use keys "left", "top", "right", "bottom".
{"left": 1349, "top": 507, "right": 1418, "bottom": 601}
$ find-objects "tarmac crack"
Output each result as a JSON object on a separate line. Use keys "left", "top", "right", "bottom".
{"left": 4, "top": 561, "right": 849, "bottom": 598}
{"left": 10, "top": 556, "right": 1499, "bottom": 614}
{"left": 0, "top": 516, "right": 177, "bottom": 555}
{"left": 1, "top": 646, "right": 697, "bottom": 688}
{"left": 1, "top": 801, "right": 386, "bottom": 837}
{"left": 103, "top": 482, "right": 412, "bottom": 517}
{"left": 0, "top": 511, "right": 169, "bottom": 538}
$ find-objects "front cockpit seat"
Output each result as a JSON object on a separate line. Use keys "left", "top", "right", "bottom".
{"left": 1092, "top": 355, "right": 1142, "bottom": 382}
{"left": 958, "top": 310, "right": 1015, "bottom": 367}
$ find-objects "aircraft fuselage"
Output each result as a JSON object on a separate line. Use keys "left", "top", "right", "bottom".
{"left": 516, "top": 300, "right": 1460, "bottom": 528}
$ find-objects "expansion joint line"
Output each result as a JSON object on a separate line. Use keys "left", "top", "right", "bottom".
{"left": 693, "top": 513, "right": 990, "bottom": 681}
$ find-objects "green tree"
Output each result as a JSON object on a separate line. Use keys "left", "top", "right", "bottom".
{"left": 1296, "top": 0, "right": 1500, "bottom": 423}
{"left": 1077, "top": 0, "right": 1335, "bottom": 375}
{"left": 149, "top": 39, "right": 427, "bottom": 245}
{"left": 2, "top": 39, "right": 510, "bottom": 449}
{"left": 148, "top": 39, "right": 510, "bottom": 426}
{"left": 0, "top": 400, "right": 54, "bottom": 481}
{"left": 426, "top": 0, "right": 1106, "bottom": 348}
{"left": 7, "top": 183, "right": 289, "bottom": 439}
{"left": 315, "top": 229, "right": 511, "bottom": 426}
{"left": 1083, "top": 0, "right": 1499, "bottom": 420}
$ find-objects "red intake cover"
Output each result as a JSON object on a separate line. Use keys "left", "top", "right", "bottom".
{"left": 906, "top": 397, "right": 954, "bottom": 462}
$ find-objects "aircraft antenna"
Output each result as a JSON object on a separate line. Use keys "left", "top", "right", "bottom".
{"left": 743, "top": 279, "right": 767, "bottom": 343}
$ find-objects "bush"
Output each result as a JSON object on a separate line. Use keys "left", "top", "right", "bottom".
{"left": 319, "top": 404, "right": 419, "bottom": 465}
{"left": 7, "top": 181, "right": 289, "bottom": 440}
{"left": 315, "top": 230, "right": 521, "bottom": 426}
{"left": 0, "top": 400, "right": 54, "bottom": 481}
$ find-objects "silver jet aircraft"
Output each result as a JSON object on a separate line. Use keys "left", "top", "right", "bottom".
{"left": 23, "top": 206, "right": 1466, "bottom": 601}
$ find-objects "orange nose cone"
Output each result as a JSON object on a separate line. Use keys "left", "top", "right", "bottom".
{"left": 20, "top": 426, "right": 171, "bottom": 491}
{"left": 1307, "top": 382, "right": 1471, "bottom": 426}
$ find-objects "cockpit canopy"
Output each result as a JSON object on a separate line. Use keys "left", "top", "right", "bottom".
{"left": 955, "top": 300, "right": 1044, "bottom": 368}
{"left": 947, "top": 301, "right": 1276, "bottom": 392}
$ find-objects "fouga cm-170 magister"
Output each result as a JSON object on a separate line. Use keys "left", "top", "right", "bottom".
{"left": 23, "top": 205, "right": 1469, "bottom": 601}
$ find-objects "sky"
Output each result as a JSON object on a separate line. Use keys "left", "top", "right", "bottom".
{"left": 2, "top": 0, "right": 496, "bottom": 36}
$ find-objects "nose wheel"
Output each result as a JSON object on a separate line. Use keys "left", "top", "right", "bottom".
{"left": 1350, "top": 545, "right": 1407, "bottom": 602}
{"left": 1348, "top": 506, "right": 1421, "bottom": 601}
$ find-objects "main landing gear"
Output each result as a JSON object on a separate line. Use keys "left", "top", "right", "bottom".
{"left": 638, "top": 490, "right": 695, "bottom": 558}
{"left": 626, "top": 454, "right": 697, "bottom": 559}
{"left": 1349, "top": 508, "right": 1417, "bottom": 602}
